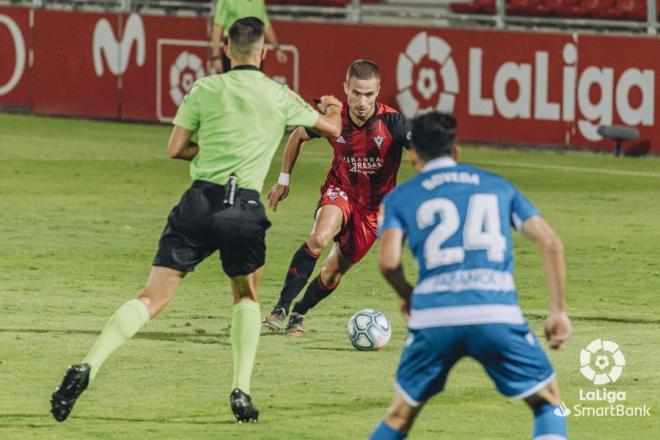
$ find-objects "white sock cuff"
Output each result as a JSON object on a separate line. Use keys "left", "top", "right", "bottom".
{"left": 125, "top": 299, "right": 150, "bottom": 323}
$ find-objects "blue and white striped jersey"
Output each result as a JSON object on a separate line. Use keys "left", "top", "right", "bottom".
{"left": 378, "top": 157, "right": 539, "bottom": 329}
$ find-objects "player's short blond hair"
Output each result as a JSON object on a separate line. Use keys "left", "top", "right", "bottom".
{"left": 346, "top": 60, "right": 380, "bottom": 82}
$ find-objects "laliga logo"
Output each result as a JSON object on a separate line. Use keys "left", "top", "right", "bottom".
{"left": 169, "top": 51, "right": 205, "bottom": 105}
{"left": 469, "top": 43, "right": 655, "bottom": 142}
{"left": 93, "top": 13, "right": 145, "bottom": 76}
{"left": 580, "top": 339, "right": 626, "bottom": 385}
{"left": 397, "top": 33, "right": 655, "bottom": 142}
{"left": 396, "top": 32, "right": 459, "bottom": 118}
{"left": 554, "top": 402, "right": 571, "bottom": 417}
{"left": 0, "top": 14, "right": 26, "bottom": 96}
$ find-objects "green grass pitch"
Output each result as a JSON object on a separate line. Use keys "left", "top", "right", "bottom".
{"left": 0, "top": 114, "right": 658, "bottom": 439}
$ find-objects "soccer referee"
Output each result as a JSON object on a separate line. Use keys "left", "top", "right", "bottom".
{"left": 210, "top": 0, "right": 287, "bottom": 73}
{"left": 50, "top": 17, "right": 342, "bottom": 424}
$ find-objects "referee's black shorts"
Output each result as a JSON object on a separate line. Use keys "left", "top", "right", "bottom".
{"left": 153, "top": 180, "right": 271, "bottom": 277}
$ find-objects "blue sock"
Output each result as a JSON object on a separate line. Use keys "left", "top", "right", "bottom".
{"left": 533, "top": 403, "right": 567, "bottom": 439}
{"left": 370, "top": 421, "right": 406, "bottom": 440}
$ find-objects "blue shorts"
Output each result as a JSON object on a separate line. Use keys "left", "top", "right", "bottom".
{"left": 395, "top": 322, "right": 555, "bottom": 406}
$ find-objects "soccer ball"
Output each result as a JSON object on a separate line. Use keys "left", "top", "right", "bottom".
{"left": 347, "top": 309, "right": 392, "bottom": 351}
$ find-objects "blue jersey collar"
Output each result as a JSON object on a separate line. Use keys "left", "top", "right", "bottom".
{"left": 422, "top": 157, "right": 457, "bottom": 172}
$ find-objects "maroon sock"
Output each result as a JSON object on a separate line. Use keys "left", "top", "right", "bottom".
{"left": 292, "top": 275, "right": 338, "bottom": 315}
{"left": 276, "top": 243, "right": 320, "bottom": 313}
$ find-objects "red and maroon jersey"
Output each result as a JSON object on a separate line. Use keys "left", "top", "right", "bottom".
{"left": 306, "top": 102, "right": 411, "bottom": 211}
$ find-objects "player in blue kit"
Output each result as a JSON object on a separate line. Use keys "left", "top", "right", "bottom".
{"left": 370, "top": 112, "right": 572, "bottom": 439}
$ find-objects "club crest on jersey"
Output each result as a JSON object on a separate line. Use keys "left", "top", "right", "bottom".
{"left": 337, "top": 136, "right": 346, "bottom": 144}
{"left": 326, "top": 186, "right": 348, "bottom": 201}
{"left": 373, "top": 135, "right": 385, "bottom": 149}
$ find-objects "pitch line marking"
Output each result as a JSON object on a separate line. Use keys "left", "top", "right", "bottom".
{"left": 470, "top": 160, "right": 660, "bottom": 178}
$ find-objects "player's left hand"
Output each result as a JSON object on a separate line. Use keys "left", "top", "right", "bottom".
{"left": 267, "top": 183, "right": 289, "bottom": 212}
{"left": 208, "top": 58, "right": 223, "bottom": 74}
{"left": 544, "top": 311, "right": 572, "bottom": 350}
{"left": 275, "top": 49, "right": 288, "bottom": 63}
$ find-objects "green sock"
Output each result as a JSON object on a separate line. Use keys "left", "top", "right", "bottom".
{"left": 230, "top": 300, "right": 261, "bottom": 394}
{"left": 82, "top": 299, "right": 150, "bottom": 383}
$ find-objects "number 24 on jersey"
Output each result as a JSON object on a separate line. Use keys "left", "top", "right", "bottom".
{"left": 416, "top": 194, "right": 506, "bottom": 270}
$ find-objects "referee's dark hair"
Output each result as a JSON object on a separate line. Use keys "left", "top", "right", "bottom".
{"left": 411, "top": 112, "right": 457, "bottom": 161}
{"left": 228, "top": 17, "right": 265, "bottom": 58}
{"left": 346, "top": 60, "right": 381, "bottom": 82}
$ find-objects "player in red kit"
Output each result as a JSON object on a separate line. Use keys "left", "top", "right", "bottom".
{"left": 263, "top": 60, "right": 411, "bottom": 336}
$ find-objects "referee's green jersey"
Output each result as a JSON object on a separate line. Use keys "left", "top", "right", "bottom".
{"left": 214, "top": 0, "right": 270, "bottom": 37}
{"left": 173, "top": 66, "right": 320, "bottom": 193}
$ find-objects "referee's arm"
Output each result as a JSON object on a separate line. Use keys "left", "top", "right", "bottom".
{"left": 168, "top": 126, "right": 199, "bottom": 161}
{"left": 313, "top": 96, "right": 342, "bottom": 138}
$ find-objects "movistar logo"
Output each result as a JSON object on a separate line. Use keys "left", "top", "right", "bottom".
{"left": 93, "top": 13, "right": 145, "bottom": 76}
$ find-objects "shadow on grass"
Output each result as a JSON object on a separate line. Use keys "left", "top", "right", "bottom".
{"left": 524, "top": 314, "right": 660, "bottom": 325}
{"left": 0, "top": 413, "right": 52, "bottom": 429}
{"left": 304, "top": 346, "right": 355, "bottom": 352}
{"left": 0, "top": 328, "right": 230, "bottom": 345}
{"left": 0, "top": 413, "right": 235, "bottom": 426}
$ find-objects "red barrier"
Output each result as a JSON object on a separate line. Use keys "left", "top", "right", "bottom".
{"left": 272, "top": 23, "right": 658, "bottom": 152}
{"left": 1, "top": 7, "right": 658, "bottom": 152}
{"left": 32, "top": 10, "right": 121, "bottom": 118}
{"left": 0, "top": 8, "right": 30, "bottom": 108}
{"left": 138, "top": 16, "right": 298, "bottom": 123}
{"left": 575, "top": 34, "right": 658, "bottom": 149}
{"left": 121, "top": 14, "right": 207, "bottom": 122}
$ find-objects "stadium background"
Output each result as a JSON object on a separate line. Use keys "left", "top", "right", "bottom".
{"left": 1, "top": 0, "right": 659, "bottom": 152}
{"left": 1, "top": 1, "right": 659, "bottom": 439}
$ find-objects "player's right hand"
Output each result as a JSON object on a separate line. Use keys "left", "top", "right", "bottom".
{"left": 267, "top": 183, "right": 289, "bottom": 212}
{"left": 275, "top": 49, "right": 288, "bottom": 63}
{"left": 544, "top": 311, "right": 572, "bottom": 350}
{"left": 207, "top": 58, "right": 223, "bottom": 74}
{"left": 317, "top": 95, "right": 342, "bottom": 114}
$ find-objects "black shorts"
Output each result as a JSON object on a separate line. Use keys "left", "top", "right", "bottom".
{"left": 153, "top": 180, "right": 271, "bottom": 277}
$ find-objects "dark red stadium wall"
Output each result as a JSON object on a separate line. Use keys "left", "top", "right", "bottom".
{"left": 121, "top": 14, "right": 208, "bottom": 122}
{"left": 275, "top": 23, "right": 573, "bottom": 146}
{"left": 123, "top": 15, "right": 296, "bottom": 122}
{"left": 1, "top": 8, "right": 658, "bottom": 153}
{"left": 0, "top": 8, "right": 31, "bottom": 108}
{"left": 575, "top": 34, "right": 658, "bottom": 149}
{"left": 31, "top": 10, "right": 121, "bottom": 119}
{"left": 274, "top": 22, "right": 658, "bottom": 152}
